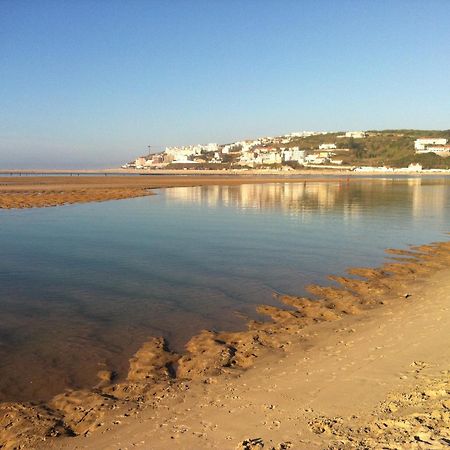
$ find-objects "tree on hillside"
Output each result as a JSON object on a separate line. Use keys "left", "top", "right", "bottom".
{"left": 348, "top": 138, "right": 365, "bottom": 159}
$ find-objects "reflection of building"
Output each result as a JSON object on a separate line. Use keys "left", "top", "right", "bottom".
{"left": 410, "top": 178, "right": 447, "bottom": 219}
{"left": 164, "top": 182, "right": 347, "bottom": 218}
{"left": 163, "top": 180, "right": 450, "bottom": 223}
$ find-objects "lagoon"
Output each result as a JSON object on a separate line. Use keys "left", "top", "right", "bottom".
{"left": 0, "top": 178, "right": 449, "bottom": 402}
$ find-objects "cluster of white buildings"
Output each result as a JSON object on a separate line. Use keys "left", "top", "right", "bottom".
{"left": 164, "top": 143, "right": 220, "bottom": 164}
{"left": 414, "top": 137, "right": 449, "bottom": 156}
{"left": 240, "top": 146, "right": 307, "bottom": 166}
{"left": 124, "top": 130, "right": 369, "bottom": 169}
{"left": 286, "top": 131, "right": 331, "bottom": 138}
{"left": 236, "top": 145, "right": 346, "bottom": 167}
{"left": 133, "top": 154, "right": 164, "bottom": 169}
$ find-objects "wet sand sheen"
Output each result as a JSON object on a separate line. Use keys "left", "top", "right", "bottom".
{"left": 0, "top": 300, "right": 251, "bottom": 403}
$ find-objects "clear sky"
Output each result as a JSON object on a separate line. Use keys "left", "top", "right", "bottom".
{"left": 1, "top": 0, "right": 449, "bottom": 169}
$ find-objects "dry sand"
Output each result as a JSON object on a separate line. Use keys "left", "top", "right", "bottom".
{"left": 1, "top": 240, "right": 450, "bottom": 449}
{"left": 0, "top": 175, "right": 351, "bottom": 209}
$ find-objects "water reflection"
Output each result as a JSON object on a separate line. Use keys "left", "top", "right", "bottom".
{"left": 409, "top": 178, "right": 448, "bottom": 219}
{"left": 164, "top": 179, "right": 450, "bottom": 221}
{"left": 165, "top": 182, "right": 342, "bottom": 214}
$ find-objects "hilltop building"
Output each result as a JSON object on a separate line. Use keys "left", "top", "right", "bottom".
{"left": 414, "top": 138, "right": 448, "bottom": 152}
{"left": 345, "top": 131, "right": 367, "bottom": 138}
{"left": 164, "top": 143, "right": 219, "bottom": 163}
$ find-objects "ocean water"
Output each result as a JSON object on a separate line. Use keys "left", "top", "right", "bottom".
{"left": 0, "top": 178, "right": 449, "bottom": 402}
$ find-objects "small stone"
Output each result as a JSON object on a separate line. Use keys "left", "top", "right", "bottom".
{"left": 97, "top": 370, "right": 113, "bottom": 382}
{"left": 237, "top": 437, "right": 264, "bottom": 450}
{"left": 414, "top": 433, "right": 432, "bottom": 444}
{"left": 386, "top": 402, "right": 398, "bottom": 412}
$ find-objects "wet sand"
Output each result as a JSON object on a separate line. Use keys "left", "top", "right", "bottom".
{"left": 1, "top": 239, "right": 449, "bottom": 449}
{"left": 0, "top": 175, "right": 351, "bottom": 209}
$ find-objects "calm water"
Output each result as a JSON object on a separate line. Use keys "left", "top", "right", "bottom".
{"left": 1, "top": 178, "right": 449, "bottom": 402}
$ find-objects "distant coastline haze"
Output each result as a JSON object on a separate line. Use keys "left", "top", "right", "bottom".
{"left": 1, "top": 0, "right": 449, "bottom": 169}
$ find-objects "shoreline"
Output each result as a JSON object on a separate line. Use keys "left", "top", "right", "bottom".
{"left": 1, "top": 238, "right": 450, "bottom": 449}
{"left": 1, "top": 173, "right": 449, "bottom": 209}
{"left": 0, "top": 175, "right": 353, "bottom": 209}
{"left": 1, "top": 166, "right": 450, "bottom": 176}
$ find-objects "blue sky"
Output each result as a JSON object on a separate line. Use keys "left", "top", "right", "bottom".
{"left": 1, "top": 0, "right": 449, "bottom": 168}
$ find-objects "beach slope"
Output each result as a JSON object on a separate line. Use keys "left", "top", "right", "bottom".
{"left": 36, "top": 242, "right": 450, "bottom": 450}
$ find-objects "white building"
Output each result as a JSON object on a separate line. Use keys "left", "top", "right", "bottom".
{"left": 222, "top": 144, "right": 238, "bottom": 154}
{"left": 305, "top": 154, "right": 325, "bottom": 164}
{"left": 345, "top": 131, "right": 367, "bottom": 138}
{"left": 255, "top": 152, "right": 282, "bottom": 165}
{"left": 354, "top": 166, "right": 394, "bottom": 173}
{"left": 204, "top": 143, "right": 219, "bottom": 152}
{"left": 408, "top": 163, "right": 423, "bottom": 171}
{"left": 419, "top": 145, "right": 450, "bottom": 156}
{"left": 283, "top": 147, "right": 306, "bottom": 163}
{"left": 165, "top": 146, "right": 199, "bottom": 158}
{"left": 134, "top": 157, "right": 147, "bottom": 168}
{"left": 209, "top": 152, "right": 223, "bottom": 163}
{"left": 164, "top": 142, "right": 220, "bottom": 162}
{"left": 172, "top": 154, "right": 196, "bottom": 163}
{"left": 239, "top": 151, "right": 256, "bottom": 166}
{"left": 240, "top": 147, "right": 282, "bottom": 166}
{"left": 287, "top": 131, "right": 329, "bottom": 138}
{"left": 319, "top": 143, "right": 337, "bottom": 150}
{"left": 414, "top": 138, "right": 448, "bottom": 151}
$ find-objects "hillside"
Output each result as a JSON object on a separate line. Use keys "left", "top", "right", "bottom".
{"left": 285, "top": 130, "right": 450, "bottom": 169}
{"left": 126, "top": 129, "right": 450, "bottom": 171}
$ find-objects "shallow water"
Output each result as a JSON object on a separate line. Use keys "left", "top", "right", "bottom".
{"left": 0, "top": 178, "right": 449, "bottom": 402}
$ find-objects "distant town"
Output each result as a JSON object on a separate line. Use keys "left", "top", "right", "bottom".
{"left": 123, "top": 129, "right": 450, "bottom": 173}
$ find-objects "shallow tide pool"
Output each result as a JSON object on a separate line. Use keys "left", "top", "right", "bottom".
{"left": 0, "top": 178, "right": 449, "bottom": 402}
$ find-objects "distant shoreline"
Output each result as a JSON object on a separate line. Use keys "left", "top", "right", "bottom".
{"left": 1, "top": 172, "right": 449, "bottom": 209}
{"left": 1, "top": 166, "right": 450, "bottom": 177}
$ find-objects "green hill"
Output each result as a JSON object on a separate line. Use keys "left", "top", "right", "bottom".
{"left": 287, "top": 130, "right": 450, "bottom": 169}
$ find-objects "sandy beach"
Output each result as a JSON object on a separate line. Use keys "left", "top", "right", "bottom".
{"left": 1, "top": 237, "right": 449, "bottom": 449}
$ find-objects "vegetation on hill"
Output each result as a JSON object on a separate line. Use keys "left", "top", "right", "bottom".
{"left": 135, "top": 130, "right": 450, "bottom": 170}
{"left": 287, "top": 130, "right": 450, "bottom": 169}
